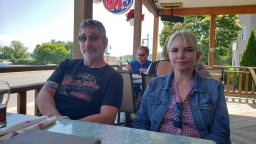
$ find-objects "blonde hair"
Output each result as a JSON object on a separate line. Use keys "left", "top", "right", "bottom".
{"left": 166, "top": 30, "right": 198, "bottom": 54}
{"left": 161, "top": 42, "right": 169, "bottom": 60}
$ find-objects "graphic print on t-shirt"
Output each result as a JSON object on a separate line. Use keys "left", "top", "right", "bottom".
{"left": 59, "top": 73, "right": 100, "bottom": 101}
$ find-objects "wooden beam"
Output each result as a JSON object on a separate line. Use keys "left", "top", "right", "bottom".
{"left": 162, "top": 5, "right": 256, "bottom": 16}
{"left": 133, "top": 0, "right": 143, "bottom": 60}
{"left": 152, "top": 16, "right": 159, "bottom": 61}
{"left": 74, "top": 0, "right": 93, "bottom": 59}
{"left": 208, "top": 14, "right": 216, "bottom": 67}
{"left": 17, "top": 91, "right": 26, "bottom": 114}
{"left": 142, "top": 0, "right": 158, "bottom": 16}
{"left": 34, "top": 88, "right": 41, "bottom": 116}
{"left": 0, "top": 65, "right": 56, "bottom": 73}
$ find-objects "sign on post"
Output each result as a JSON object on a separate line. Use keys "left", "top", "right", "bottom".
{"left": 103, "top": 0, "right": 133, "bottom": 14}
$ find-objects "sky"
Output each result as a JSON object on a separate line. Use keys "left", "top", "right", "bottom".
{"left": 0, "top": 0, "right": 164, "bottom": 57}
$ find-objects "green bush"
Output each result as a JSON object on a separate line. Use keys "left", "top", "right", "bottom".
{"left": 13, "top": 58, "right": 39, "bottom": 65}
{"left": 224, "top": 68, "right": 235, "bottom": 85}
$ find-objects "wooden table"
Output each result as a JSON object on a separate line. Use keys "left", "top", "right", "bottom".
{"left": 5, "top": 113, "right": 215, "bottom": 144}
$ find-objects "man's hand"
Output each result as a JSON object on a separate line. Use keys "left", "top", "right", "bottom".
{"left": 126, "top": 64, "right": 132, "bottom": 70}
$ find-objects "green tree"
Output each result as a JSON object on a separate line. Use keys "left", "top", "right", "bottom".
{"left": 10, "top": 40, "right": 30, "bottom": 59}
{"left": 240, "top": 29, "right": 256, "bottom": 67}
{"left": 0, "top": 46, "right": 14, "bottom": 60}
{"left": 65, "top": 41, "right": 74, "bottom": 59}
{"left": 33, "top": 44, "right": 40, "bottom": 54}
{"left": 35, "top": 43, "right": 69, "bottom": 64}
{"left": 236, "top": 29, "right": 256, "bottom": 90}
{"left": 159, "top": 15, "right": 242, "bottom": 65}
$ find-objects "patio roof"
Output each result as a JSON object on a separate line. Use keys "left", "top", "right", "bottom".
{"left": 73, "top": 0, "right": 256, "bottom": 66}
{"left": 144, "top": 0, "right": 256, "bottom": 16}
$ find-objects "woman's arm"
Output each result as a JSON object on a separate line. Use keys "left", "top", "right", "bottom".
{"left": 203, "top": 83, "right": 231, "bottom": 144}
{"left": 133, "top": 81, "right": 152, "bottom": 130}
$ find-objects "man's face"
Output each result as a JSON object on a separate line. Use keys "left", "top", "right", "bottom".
{"left": 79, "top": 27, "right": 108, "bottom": 62}
{"left": 136, "top": 49, "right": 148, "bottom": 64}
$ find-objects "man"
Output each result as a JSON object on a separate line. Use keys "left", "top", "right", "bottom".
{"left": 36, "top": 19, "right": 123, "bottom": 125}
{"left": 126, "top": 46, "right": 152, "bottom": 74}
{"left": 126, "top": 46, "right": 152, "bottom": 97}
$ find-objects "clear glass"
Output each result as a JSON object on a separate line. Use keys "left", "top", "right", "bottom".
{"left": 0, "top": 81, "right": 10, "bottom": 128}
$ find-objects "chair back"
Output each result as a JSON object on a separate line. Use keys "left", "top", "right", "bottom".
{"left": 141, "top": 73, "right": 155, "bottom": 94}
{"left": 248, "top": 67, "right": 256, "bottom": 85}
{"left": 205, "top": 67, "right": 224, "bottom": 83}
{"left": 118, "top": 70, "right": 136, "bottom": 113}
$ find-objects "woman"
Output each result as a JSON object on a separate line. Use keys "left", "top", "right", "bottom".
{"left": 133, "top": 30, "right": 230, "bottom": 144}
{"left": 147, "top": 42, "right": 211, "bottom": 77}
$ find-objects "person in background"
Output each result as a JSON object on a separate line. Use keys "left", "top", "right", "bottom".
{"left": 126, "top": 46, "right": 152, "bottom": 97}
{"left": 147, "top": 42, "right": 211, "bottom": 77}
{"left": 36, "top": 19, "right": 123, "bottom": 125}
{"left": 133, "top": 30, "right": 230, "bottom": 144}
{"left": 126, "top": 46, "right": 152, "bottom": 74}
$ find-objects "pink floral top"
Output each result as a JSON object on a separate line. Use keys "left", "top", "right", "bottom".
{"left": 157, "top": 79, "right": 201, "bottom": 138}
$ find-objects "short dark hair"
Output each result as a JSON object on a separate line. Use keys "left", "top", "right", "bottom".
{"left": 137, "top": 46, "right": 149, "bottom": 55}
{"left": 78, "top": 19, "right": 107, "bottom": 38}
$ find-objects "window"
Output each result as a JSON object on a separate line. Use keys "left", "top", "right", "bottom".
{"left": 232, "top": 41, "right": 237, "bottom": 51}
{"left": 241, "top": 27, "right": 247, "bottom": 40}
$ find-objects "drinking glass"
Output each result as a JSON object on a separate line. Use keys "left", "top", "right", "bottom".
{"left": 140, "top": 68, "right": 148, "bottom": 74}
{"left": 0, "top": 81, "right": 10, "bottom": 128}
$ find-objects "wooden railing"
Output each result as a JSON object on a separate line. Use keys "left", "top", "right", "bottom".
{"left": 2, "top": 64, "right": 123, "bottom": 115}
{"left": 3, "top": 64, "right": 255, "bottom": 115}
{"left": 212, "top": 66, "right": 256, "bottom": 97}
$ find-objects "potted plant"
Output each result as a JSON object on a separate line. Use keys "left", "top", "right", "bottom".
{"left": 125, "top": 9, "right": 144, "bottom": 26}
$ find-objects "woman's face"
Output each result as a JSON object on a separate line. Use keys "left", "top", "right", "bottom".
{"left": 168, "top": 36, "right": 200, "bottom": 72}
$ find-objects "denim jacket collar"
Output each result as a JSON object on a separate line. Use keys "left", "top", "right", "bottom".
{"left": 161, "top": 69, "right": 206, "bottom": 93}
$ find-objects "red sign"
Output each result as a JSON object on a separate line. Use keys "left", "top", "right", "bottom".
{"left": 103, "top": 0, "right": 133, "bottom": 15}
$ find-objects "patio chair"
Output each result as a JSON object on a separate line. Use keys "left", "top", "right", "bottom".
{"left": 205, "top": 67, "right": 224, "bottom": 84}
{"left": 141, "top": 73, "right": 155, "bottom": 94}
{"left": 116, "top": 70, "right": 136, "bottom": 127}
{"left": 136, "top": 73, "right": 156, "bottom": 113}
{"left": 247, "top": 67, "right": 256, "bottom": 103}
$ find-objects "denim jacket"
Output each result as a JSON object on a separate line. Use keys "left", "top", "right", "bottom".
{"left": 133, "top": 70, "right": 231, "bottom": 144}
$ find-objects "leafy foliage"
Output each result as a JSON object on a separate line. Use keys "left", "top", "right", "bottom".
{"left": 34, "top": 43, "right": 69, "bottom": 65}
{"left": 0, "top": 46, "right": 14, "bottom": 60}
{"left": 159, "top": 15, "right": 242, "bottom": 65}
{"left": 10, "top": 40, "right": 30, "bottom": 59}
{"left": 239, "top": 29, "right": 256, "bottom": 67}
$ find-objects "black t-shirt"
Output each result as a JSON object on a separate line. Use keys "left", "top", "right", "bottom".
{"left": 47, "top": 59, "right": 123, "bottom": 120}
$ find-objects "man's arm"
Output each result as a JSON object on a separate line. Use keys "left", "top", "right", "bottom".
{"left": 78, "top": 105, "right": 118, "bottom": 125}
{"left": 126, "top": 64, "right": 132, "bottom": 70}
{"left": 36, "top": 81, "right": 63, "bottom": 117}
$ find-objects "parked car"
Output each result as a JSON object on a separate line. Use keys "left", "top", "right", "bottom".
{"left": 0, "top": 61, "right": 12, "bottom": 65}
{"left": 0, "top": 62, "right": 11, "bottom": 67}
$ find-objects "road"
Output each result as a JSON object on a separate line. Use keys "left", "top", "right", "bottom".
{"left": 0, "top": 71, "right": 53, "bottom": 115}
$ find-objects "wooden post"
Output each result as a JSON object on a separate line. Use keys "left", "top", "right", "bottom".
{"left": 17, "top": 91, "right": 26, "bottom": 114}
{"left": 152, "top": 16, "right": 159, "bottom": 61}
{"left": 208, "top": 14, "right": 216, "bottom": 66}
{"left": 34, "top": 88, "right": 41, "bottom": 116}
{"left": 73, "top": 0, "right": 93, "bottom": 59}
{"left": 133, "top": 0, "right": 142, "bottom": 60}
